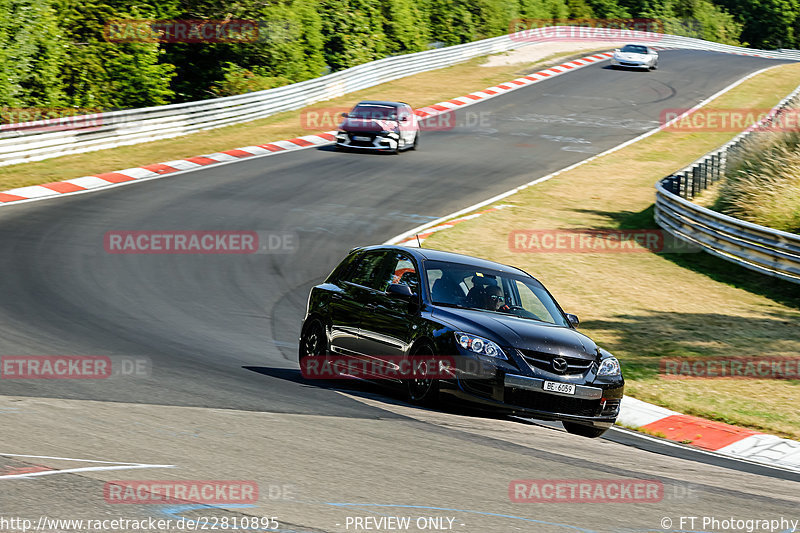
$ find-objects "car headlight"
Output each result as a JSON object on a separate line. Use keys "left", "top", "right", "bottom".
{"left": 455, "top": 332, "right": 507, "bottom": 360}
{"left": 597, "top": 357, "right": 621, "bottom": 376}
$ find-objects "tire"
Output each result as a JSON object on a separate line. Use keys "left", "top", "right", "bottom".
{"left": 409, "top": 132, "right": 419, "bottom": 151}
{"left": 406, "top": 344, "right": 439, "bottom": 405}
{"left": 299, "top": 320, "right": 327, "bottom": 366}
{"left": 562, "top": 421, "right": 608, "bottom": 438}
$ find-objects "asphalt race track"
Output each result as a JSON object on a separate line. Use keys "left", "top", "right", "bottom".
{"left": 1, "top": 50, "right": 798, "bottom": 533}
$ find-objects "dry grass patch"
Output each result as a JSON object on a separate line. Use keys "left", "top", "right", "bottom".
{"left": 424, "top": 61, "right": 800, "bottom": 439}
{"left": 0, "top": 48, "right": 612, "bottom": 191}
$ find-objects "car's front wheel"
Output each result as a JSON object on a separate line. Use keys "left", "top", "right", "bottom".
{"left": 406, "top": 344, "right": 439, "bottom": 405}
{"left": 562, "top": 421, "right": 608, "bottom": 438}
{"left": 299, "top": 320, "right": 327, "bottom": 365}
{"left": 409, "top": 132, "right": 419, "bottom": 151}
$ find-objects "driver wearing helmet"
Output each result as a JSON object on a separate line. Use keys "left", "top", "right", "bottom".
{"left": 484, "top": 285, "right": 511, "bottom": 312}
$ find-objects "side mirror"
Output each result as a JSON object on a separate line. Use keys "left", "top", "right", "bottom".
{"left": 400, "top": 116, "right": 409, "bottom": 122}
{"left": 565, "top": 313, "right": 580, "bottom": 328}
{"left": 614, "top": 48, "right": 620, "bottom": 53}
{"left": 387, "top": 283, "right": 414, "bottom": 299}
{"left": 340, "top": 112, "right": 349, "bottom": 118}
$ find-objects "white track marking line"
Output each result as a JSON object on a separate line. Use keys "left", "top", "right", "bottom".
{"left": 0, "top": 453, "right": 175, "bottom": 480}
{"left": 0, "top": 464, "right": 175, "bottom": 480}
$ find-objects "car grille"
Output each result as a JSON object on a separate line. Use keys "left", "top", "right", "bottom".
{"left": 505, "top": 388, "right": 599, "bottom": 417}
{"left": 517, "top": 349, "right": 594, "bottom": 375}
{"left": 347, "top": 133, "right": 376, "bottom": 147}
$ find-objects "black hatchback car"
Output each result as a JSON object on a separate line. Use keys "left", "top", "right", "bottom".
{"left": 299, "top": 245, "right": 624, "bottom": 437}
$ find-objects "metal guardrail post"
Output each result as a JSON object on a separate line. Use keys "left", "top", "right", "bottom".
{"left": 691, "top": 165, "right": 700, "bottom": 198}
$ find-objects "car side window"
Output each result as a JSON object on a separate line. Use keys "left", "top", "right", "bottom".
{"left": 346, "top": 251, "right": 389, "bottom": 290}
{"left": 386, "top": 253, "right": 419, "bottom": 294}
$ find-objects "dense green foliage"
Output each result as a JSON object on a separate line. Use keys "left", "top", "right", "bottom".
{"left": 0, "top": 0, "right": 791, "bottom": 111}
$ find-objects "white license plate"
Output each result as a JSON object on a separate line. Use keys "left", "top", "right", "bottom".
{"left": 543, "top": 381, "right": 576, "bottom": 395}
{"left": 353, "top": 136, "right": 371, "bottom": 141}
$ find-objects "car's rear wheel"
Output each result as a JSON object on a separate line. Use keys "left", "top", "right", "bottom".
{"left": 406, "top": 344, "right": 439, "bottom": 405}
{"left": 409, "top": 132, "right": 419, "bottom": 151}
{"left": 562, "top": 421, "right": 608, "bottom": 438}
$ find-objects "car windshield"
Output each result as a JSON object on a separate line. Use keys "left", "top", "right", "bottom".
{"left": 620, "top": 44, "right": 647, "bottom": 54}
{"left": 350, "top": 104, "right": 398, "bottom": 120}
{"left": 424, "top": 260, "right": 568, "bottom": 326}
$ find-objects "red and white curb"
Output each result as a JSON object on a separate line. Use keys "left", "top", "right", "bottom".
{"left": 0, "top": 51, "right": 617, "bottom": 207}
{"left": 0, "top": 136, "right": 337, "bottom": 205}
{"left": 618, "top": 397, "right": 800, "bottom": 472}
{"left": 414, "top": 52, "right": 614, "bottom": 119}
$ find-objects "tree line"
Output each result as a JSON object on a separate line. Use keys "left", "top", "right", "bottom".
{"left": 0, "top": 0, "right": 791, "bottom": 113}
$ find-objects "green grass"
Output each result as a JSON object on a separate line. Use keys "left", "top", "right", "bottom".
{"left": 423, "top": 62, "right": 800, "bottom": 440}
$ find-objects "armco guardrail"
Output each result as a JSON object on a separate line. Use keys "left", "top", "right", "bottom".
{"left": 3, "top": 28, "right": 800, "bottom": 167}
{"left": 655, "top": 85, "right": 800, "bottom": 284}
{"left": 0, "top": 32, "right": 529, "bottom": 167}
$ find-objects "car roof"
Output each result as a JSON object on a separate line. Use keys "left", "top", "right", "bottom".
{"left": 354, "top": 245, "right": 532, "bottom": 277}
{"left": 354, "top": 100, "right": 410, "bottom": 108}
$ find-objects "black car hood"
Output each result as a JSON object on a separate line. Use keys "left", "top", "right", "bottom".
{"left": 341, "top": 117, "right": 398, "bottom": 133}
{"left": 432, "top": 306, "right": 599, "bottom": 360}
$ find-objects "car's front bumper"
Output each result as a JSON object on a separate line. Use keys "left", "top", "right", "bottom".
{"left": 439, "top": 360, "right": 624, "bottom": 427}
{"left": 336, "top": 131, "right": 399, "bottom": 151}
{"left": 610, "top": 57, "right": 651, "bottom": 69}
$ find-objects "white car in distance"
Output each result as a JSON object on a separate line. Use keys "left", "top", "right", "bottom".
{"left": 610, "top": 44, "right": 659, "bottom": 71}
